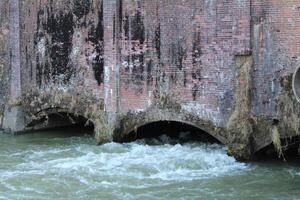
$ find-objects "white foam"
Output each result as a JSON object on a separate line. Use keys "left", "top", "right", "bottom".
{"left": 0, "top": 136, "right": 248, "bottom": 198}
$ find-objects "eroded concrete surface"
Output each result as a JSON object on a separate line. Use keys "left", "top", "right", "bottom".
{"left": 1, "top": 0, "right": 300, "bottom": 160}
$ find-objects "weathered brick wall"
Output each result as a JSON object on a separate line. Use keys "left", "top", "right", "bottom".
{"left": 251, "top": 0, "right": 300, "bottom": 117}
{"left": 117, "top": 0, "right": 251, "bottom": 126}
{"left": 0, "top": 0, "right": 9, "bottom": 126}
{"left": 19, "top": 0, "right": 104, "bottom": 97}
{"left": 4, "top": 0, "right": 252, "bottom": 128}
{"left": 0, "top": 1, "right": 9, "bottom": 85}
{"left": 2, "top": 0, "right": 300, "bottom": 156}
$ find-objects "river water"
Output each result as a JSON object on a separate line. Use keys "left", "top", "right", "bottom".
{"left": 0, "top": 129, "right": 300, "bottom": 200}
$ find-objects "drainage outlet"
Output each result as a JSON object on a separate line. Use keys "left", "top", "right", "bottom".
{"left": 293, "top": 66, "right": 300, "bottom": 103}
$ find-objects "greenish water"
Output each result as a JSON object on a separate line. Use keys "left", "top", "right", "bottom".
{"left": 0, "top": 130, "right": 300, "bottom": 200}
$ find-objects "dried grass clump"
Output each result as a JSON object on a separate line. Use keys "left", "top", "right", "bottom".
{"left": 272, "top": 125, "right": 285, "bottom": 160}
{"left": 227, "top": 56, "right": 253, "bottom": 139}
{"left": 279, "top": 92, "right": 300, "bottom": 133}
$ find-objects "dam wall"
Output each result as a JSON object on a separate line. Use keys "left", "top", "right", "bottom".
{"left": 1, "top": 0, "right": 300, "bottom": 159}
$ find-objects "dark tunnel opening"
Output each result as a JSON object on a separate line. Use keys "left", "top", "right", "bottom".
{"left": 27, "top": 111, "right": 94, "bottom": 137}
{"left": 123, "top": 121, "right": 221, "bottom": 145}
{"left": 255, "top": 136, "right": 300, "bottom": 161}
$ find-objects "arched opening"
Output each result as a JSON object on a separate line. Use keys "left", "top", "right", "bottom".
{"left": 255, "top": 136, "right": 300, "bottom": 161}
{"left": 122, "top": 121, "right": 221, "bottom": 144}
{"left": 292, "top": 66, "right": 300, "bottom": 102}
{"left": 27, "top": 109, "right": 94, "bottom": 137}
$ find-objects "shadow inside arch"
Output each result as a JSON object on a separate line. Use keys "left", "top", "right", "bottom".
{"left": 254, "top": 135, "right": 300, "bottom": 161}
{"left": 26, "top": 108, "right": 94, "bottom": 136}
{"left": 118, "top": 120, "right": 221, "bottom": 144}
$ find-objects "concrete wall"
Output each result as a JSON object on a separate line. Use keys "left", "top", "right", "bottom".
{"left": 1, "top": 0, "right": 300, "bottom": 159}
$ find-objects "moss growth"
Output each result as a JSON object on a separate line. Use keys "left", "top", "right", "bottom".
{"left": 7, "top": 98, "right": 22, "bottom": 107}
{"left": 227, "top": 55, "right": 254, "bottom": 159}
{"left": 227, "top": 143, "right": 252, "bottom": 161}
{"left": 86, "top": 107, "right": 114, "bottom": 144}
{"left": 152, "top": 91, "right": 181, "bottom": 111}
{"left": 280, "top": 74, "right": 293, "bottom": 91}
{"left": 92, "top": 117, "right": 114, "bottom": 144}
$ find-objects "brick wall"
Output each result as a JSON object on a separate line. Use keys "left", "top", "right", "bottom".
{"left": 117, "top": 0, "right": 251, "bottom": 126}
{"left": 7, "top": 0, "right": 300, "bottom": 130}
{"left": 0, "top": 0, "right": 9, "bottom": 120}
{"left": 19, "top": 0, "right": 104, "bottom": 98}
{"left": 251, "top": 0, "right": 300, "bottom": 117}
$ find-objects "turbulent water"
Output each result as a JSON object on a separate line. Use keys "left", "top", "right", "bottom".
{"left": 0, "top": 130, "right": 300, "bottom": 200}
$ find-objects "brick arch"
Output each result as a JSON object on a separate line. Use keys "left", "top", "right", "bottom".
{"left": 113, "top": 109, "right": 228, "bottom": 145}
{"left": 26, "top": 107, "right": 94, "bottom": 131}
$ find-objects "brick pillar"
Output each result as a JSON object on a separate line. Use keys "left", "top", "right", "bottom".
{"left": 103, "top": 0, "right": 121, "bottom": 114}
{"left": 3, "top": 0, "right": 24, "bottom": 132}
{"left": 9, "top": 0, "right": 21, "bottom": 98}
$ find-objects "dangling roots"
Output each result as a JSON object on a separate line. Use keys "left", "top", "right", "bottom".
{"left": 272, "top": 126, "right": 285, "bottom": 160}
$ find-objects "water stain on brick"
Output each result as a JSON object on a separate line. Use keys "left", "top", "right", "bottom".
{"left": 155, "top": 22, "right": 161, "bottom": 60}
{"left": 131, "top": 11, "right": 145, "bottom": 44}
{"left": 192, "top": 83, "right": 199, "bottom": 101}
{"left": 122, "top": 6, "right": 145, "bottom": 93}
{"left": 146, "top": 59, "right": 153, "bottom": 86}
{"left": 171, "top": 40, "right": 186, "bottom": 71}
{"left": 73, "top": 0, "right": 90, "bottom": 20}
{"left": 123, "top": 14, "right": 129, "bottom": 39}
{"left": 183, "top": 71, "right": 187, "bottom": 87}
{"left": 123, "top": 10, "right": 144, "bottom": 45}
{"left": 192, "top": 69, "right": 202, "bottom": 81}
{"left": 192, "top": 31, "right": 202, "bottom": 66}
{"left": 132, "top": 54, "right": 144, "bottom": 81}
{"left": 35, "top": 4, "right": 75, "bottom": 85}
{"left": 48, "top": 12, "right": 74, "bottom": 82}
{"left": 88, "top": 1, "right": 104, "bottom": 85}
{"left": 113, "top": 14, "right": 116, "bottom": 44}
{"left": 119, "top": 0, "right": 123, "bottom": 31}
